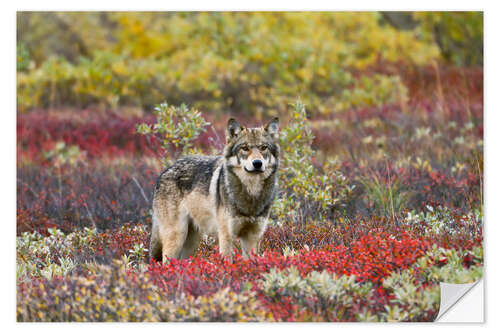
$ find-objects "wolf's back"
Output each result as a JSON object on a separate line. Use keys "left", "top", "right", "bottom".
{"left": 153, "top": 155, "right": 222, "bottom": 199}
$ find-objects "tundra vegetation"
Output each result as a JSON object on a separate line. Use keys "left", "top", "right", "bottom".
{"left": 17, "top": 12, "right": 483, "bottom": 321}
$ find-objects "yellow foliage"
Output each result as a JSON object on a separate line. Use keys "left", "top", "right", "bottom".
{"left": 17, "top": 12, "right": 446, "bottom": 113}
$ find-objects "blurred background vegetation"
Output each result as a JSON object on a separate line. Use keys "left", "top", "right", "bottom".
{"left": 17, "top": 12, "right": 483, "bottom": 115}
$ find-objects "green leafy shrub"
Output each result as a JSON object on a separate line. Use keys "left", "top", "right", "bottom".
{"left": 261, "top": 266, "right": 373, "bottom": 321}
{"left": 43, "top": 141, "right": 86, "bottom": 167}
{"left": 136, "top": 102, "right": 210, "bottom": 166}
{"left": 17, "top": 43, "right": 31, "bottom": 72}
{"left": 274, "top": 100, "right": 355, "bottom": 223}
{"left": 16, "top": 225, "right": 149, "bottom": 281}
{"left": 382, "top": 270, "right": 440, "bottom": 322}
{"left": 17, "top": 228, "right": 80, "bottom": 281}
{"left": 414, "top": 245, "right": 483, "bottom": 284}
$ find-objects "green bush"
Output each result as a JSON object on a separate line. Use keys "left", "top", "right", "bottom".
{"left": 16, "top": 43, "right": 31, "bottom": 72}
{"left": 136, "top": 102, "right": 210, "bottom": 166}
{"left": 261, "top": 266, "right": 373, "bottom": 321}
{"left": 273, "top": 100, "right": 354, "bottom": 223}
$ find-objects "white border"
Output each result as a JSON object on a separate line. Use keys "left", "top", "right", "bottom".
{"left": 3, "top": 1, "right": 498, "bottom": 331}
{"left": 12, "top": 1, "right": 486, "bottom": 11}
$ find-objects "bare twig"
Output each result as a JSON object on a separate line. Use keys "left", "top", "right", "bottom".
{"left": 132, "top": 176, "right": 149, "bottom": 204}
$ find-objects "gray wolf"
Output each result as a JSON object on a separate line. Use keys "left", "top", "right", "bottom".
{"left": 150, "top": 117, "right": 280, "bottom": 262}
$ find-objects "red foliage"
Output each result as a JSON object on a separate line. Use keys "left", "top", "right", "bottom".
{"left": 146, "top": 231, "right": 429, "bottom": 320}
{"left": 17, "top": 110, "right": 226, "bottom": 163}
{"left": 17, "top": 111, "right": 160, "bottom": 162}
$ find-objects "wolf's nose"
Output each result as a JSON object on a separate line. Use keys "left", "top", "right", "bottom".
{"left": 252, "top": 160, "right": 263, "bottom": 170}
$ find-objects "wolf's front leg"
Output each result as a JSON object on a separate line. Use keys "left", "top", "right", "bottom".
{"left": 240, "top": 234, "right": 260, "bottom": 259}
{"left": 217, "top": 208, "right": 233, "bottom": 258}
{"left": 239, "top": 218, "right": 267, "bottom": 259}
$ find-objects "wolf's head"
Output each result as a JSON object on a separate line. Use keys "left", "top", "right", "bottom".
{"left": 224, "top": 118, "right": 280, "bottom": 178}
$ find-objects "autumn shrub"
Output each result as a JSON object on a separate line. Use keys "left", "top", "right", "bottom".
{"left": 16, "top": 99, "right": 482, "bottom": 234}
{"left": 17, "top": 12, "right": 443, "bottom": 113}
{"left": 15, "top": 207, "right": 482, "bottom": 283}
{"left": 16, "top": 93, "right": 482, "bottom": 235}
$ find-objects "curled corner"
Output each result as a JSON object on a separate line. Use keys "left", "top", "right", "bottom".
{"left": 436, "top": 279, "right": 483, "bottom": 322}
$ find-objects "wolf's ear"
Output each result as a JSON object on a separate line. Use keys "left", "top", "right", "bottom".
{"left": 227, "top": 118, "right": 243, "bottom": 140}
{"left": 264, "top": 117, "right": 279, "bottom": 139}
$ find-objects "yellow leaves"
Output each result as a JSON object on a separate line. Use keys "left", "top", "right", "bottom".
{"left": 17, "top": 12, "right": 455, "bottom": 112}
{"left": 111, "top": 61, "right": 127, "bottom": 76}
{"left": 296, "top": 68, "right": 313, "bottom": 82}
{"left": 131, "top": 20, "right": 144, "bottom": 34}
{"left": 412, "top": 157, "right": 433, "bottom": 173}
{"left": 316, "top": 67, "right": 327, "bottom": 77}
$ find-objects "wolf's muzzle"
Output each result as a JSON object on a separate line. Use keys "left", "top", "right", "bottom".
{"left": 244, "top": 159, "right": 264, "bottom": 173}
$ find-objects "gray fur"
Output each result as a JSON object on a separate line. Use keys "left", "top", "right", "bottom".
{"left": 154, "top": 156, "right": 220, "bottom": 196}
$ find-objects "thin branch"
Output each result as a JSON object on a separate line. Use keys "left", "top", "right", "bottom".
{"left": 132, "top": 176, "right": 150, "bottom": 204}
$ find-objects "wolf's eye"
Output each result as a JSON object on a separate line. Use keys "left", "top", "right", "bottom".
{"left": 240, "top": 145, "right": 249, "bottom": 152}
{"left": 258, "top": 144, "right": 268, "bottom": 151}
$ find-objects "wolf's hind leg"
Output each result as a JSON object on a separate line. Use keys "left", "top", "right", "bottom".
{"left": 179, "top": 219, "right": 200, "bottom": 259}
{"left": 157, "top": 209, "right": 189, "bottom": 262}
{"left": 150, "top": 222, "right": 163, "bottom": 262}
